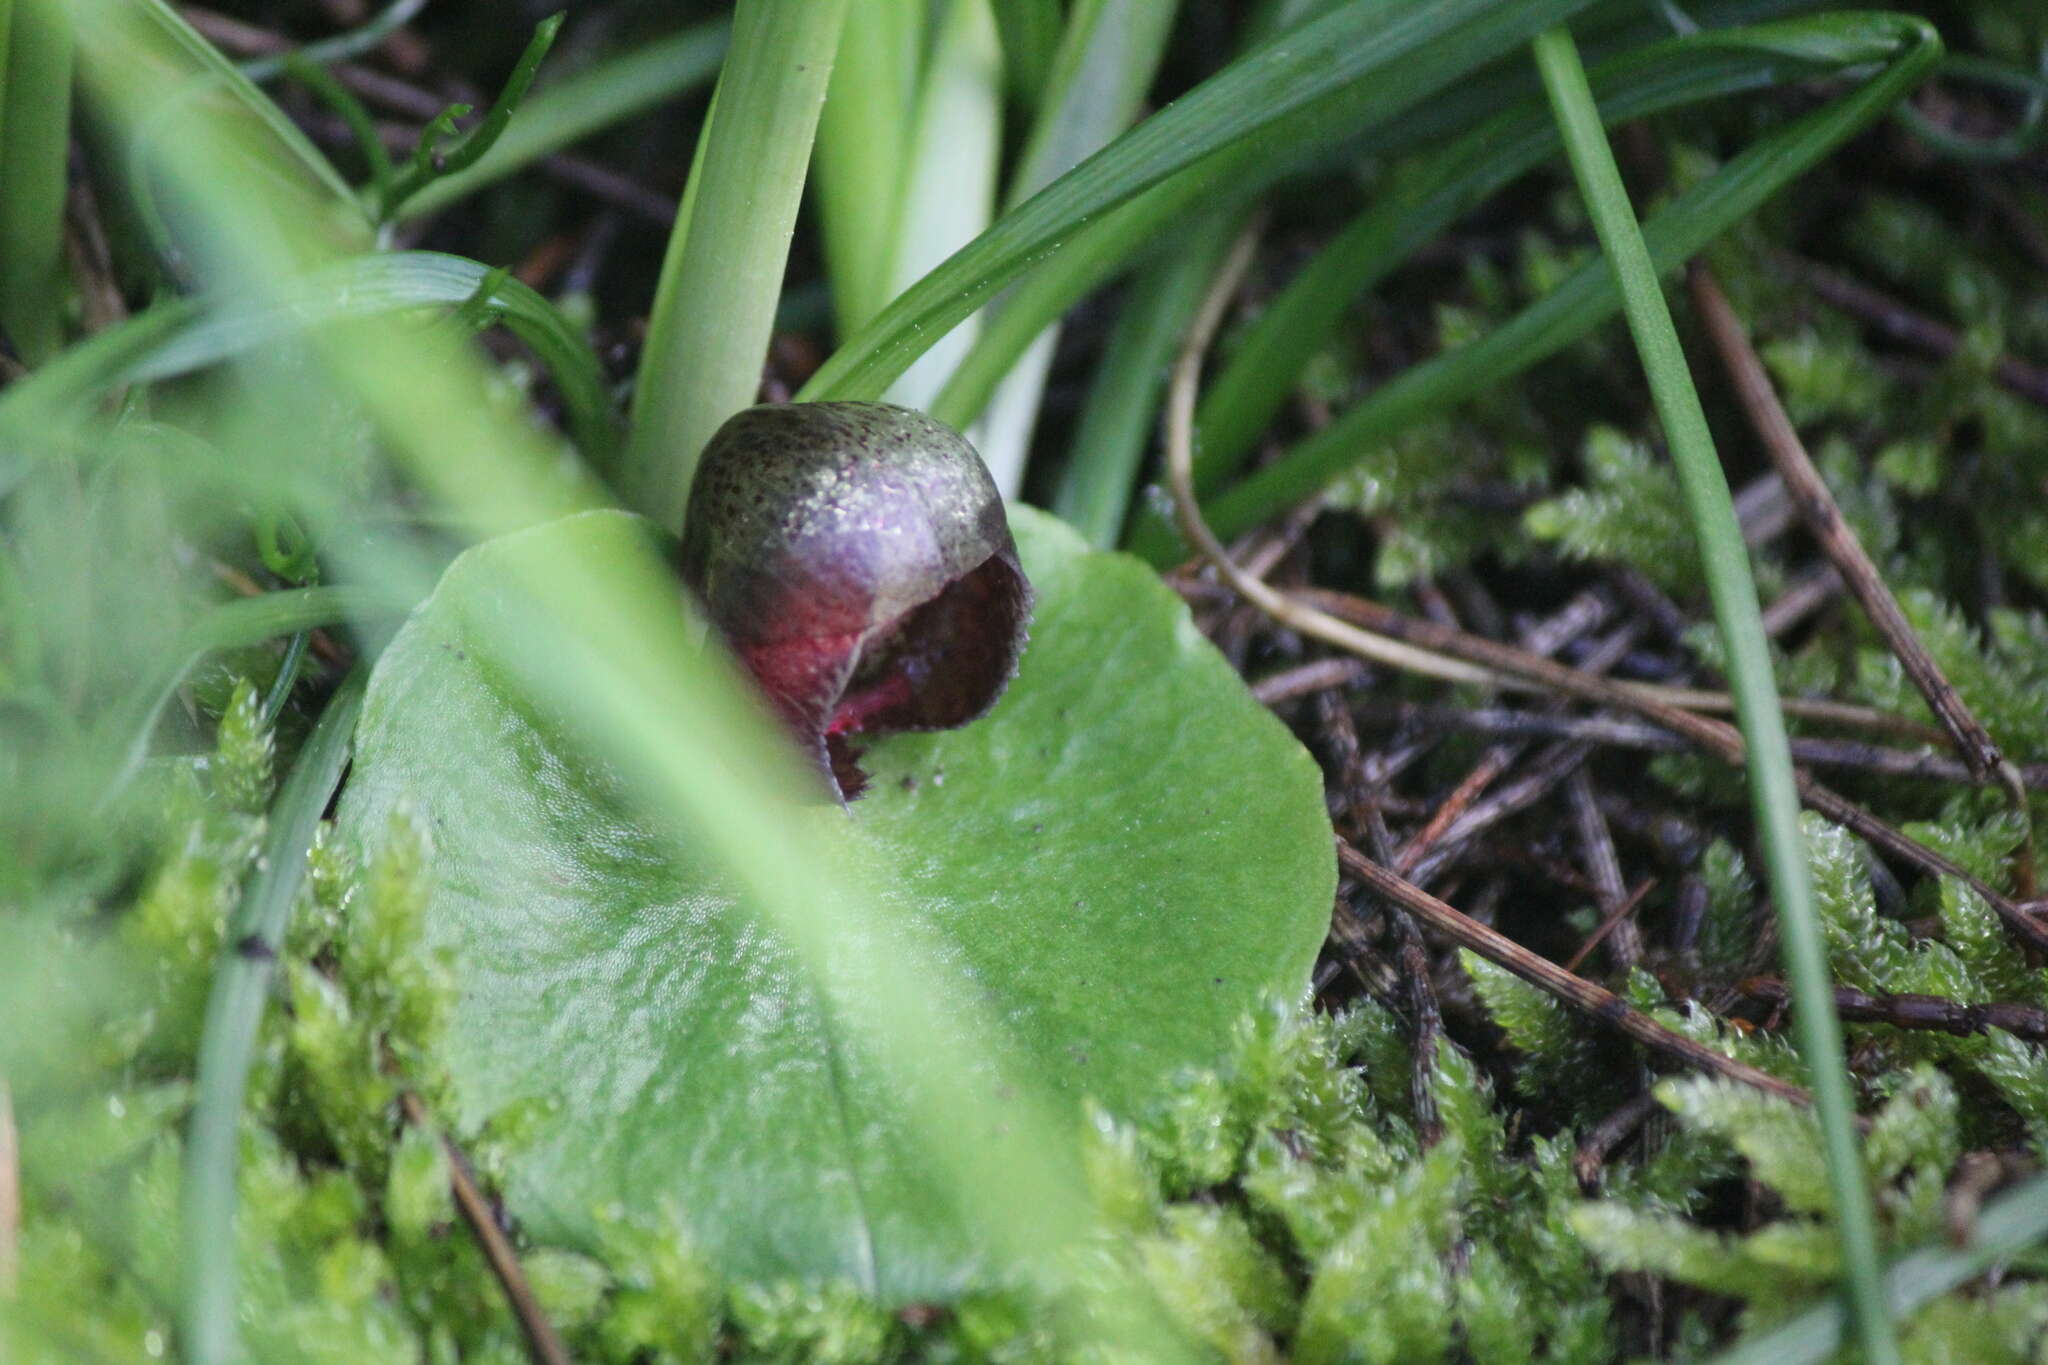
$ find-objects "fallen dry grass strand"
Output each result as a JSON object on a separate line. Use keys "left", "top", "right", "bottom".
{"left": 398, "top": 1091, "right": 569, "bottom": 1365}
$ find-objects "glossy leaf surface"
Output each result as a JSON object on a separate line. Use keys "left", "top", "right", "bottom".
{"left": 337, "top": 505, "right": 1333, "bottom": 1298}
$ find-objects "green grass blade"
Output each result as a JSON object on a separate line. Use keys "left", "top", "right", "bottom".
{"left": 974, "top": 0, "right": 1180, "bottom": 493}
{"left": 813, "top": 0, "right": 922, "bottom": 336}
{"left": 1892, "top": 52, "right": 2047, "bottom": 163}
{"left": 1531, "top": 23, "right": 1897, "bottom": 1363}
{"left": 929, "top": 3, "right": 1832, "bottom": 438}
{"left": 1192, "top": 18, "right": 1884, "bottom": 489}
{"left": 0, "top": 251, "right": 619, "bottom": 465}
{"left": 237, "top": 0, "right": 427, "bottom": 83}
{"left": 285, "top": 51, "right": 394, "bottom": 195}
{"left": 624, "top": 0, "right": 850, "bottom": 529}
{"left": 1128, "top": 12, "right": 1940, "bottom": 560}
{"left": 991, "top": 0, "right": 1059, "bottom": 107}
{"left": 115, "top": 0, "right": 361, "bottom": 214}
{"left": 881, "top": 0, "right": 1002, "bottom": 410}
{"left": 93, "top": 586, "right": 400, "bottom": 805}
{"left": 801, "top": 0, "right": 1604, "bottom": 406}
{"left": 0, "top": 1, "right": 11, "bottom": 190}
{"left": 925, "top": 0, "right": 1628, "bottom": 432}
{"left": 377, "top": 13, "right": 564, "bottom": 221}
{"left": 400, "top": 19, "right": 730, "bottom": 220}
{"left": 179, "top": 668, "right": 366, "bottom": 1365}
{"left": 0, "top": 0, "right": 73, "bottom": 364}
{"left": 1052, "top": 209, "right": 1241, "bottom": 546}
{"left": 1005, "top": 0, "right": 1179, "bottom": 206}
{"left": 1708, "top": 1172, "right": 2048, "bottom": 1365}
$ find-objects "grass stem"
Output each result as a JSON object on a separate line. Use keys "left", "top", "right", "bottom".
{"left": 625, "top": 0, "right": 850, "bottom": 530}
{"left": 400, "top": 18, "right": 729, "bottom": 222}
{"left": 1530, "top": 24, "right": 1897, "bottom": 1364}
{"left": 178, "top": 669, "right": 366, "bottom": 1365}
{"left": 0, "top": 0, "right": 73, "bottom": 365}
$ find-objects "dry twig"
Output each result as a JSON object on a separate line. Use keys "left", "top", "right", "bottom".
{"left": 1351, "top": 700, "right": 2048, "bottom": 786}
{"left": 397, "top": 1091, "right": 569, "bottom": 1365}
{"left": 1782, "top": 251, "right": 2048, "bottom": 406}
{"left": 1564, "top": 877, "right": 1657, "bottom": 975}
{"left": 1338, "top": 842, "right": 1811, "bottom": 1104}
{"left": 1573, "top": 1089, "right": 1663, "bottom": 1188}
{"left": 1293, "top": 586, "right": 2048, "bottom": 954}
{"left": 1690, "top": 264, "right": 2023, "bottom": 801}
{"left": 1737, "top": 977, "right": 2048, "bottom": 1042}
{"left": 1163, "top": 237, "right": 1815, "bottom": 1106}
{"left": 1567, "top": 769, "right": 1642, "bottom": 971}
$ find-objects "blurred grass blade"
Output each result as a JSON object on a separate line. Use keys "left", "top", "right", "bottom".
{"left": 112, "top": 0, "right": 361, "bottom": 214}
{"left": 1893, "top": 51, "right": 2047, "bottom": 163}
{"left": 237, "top": 0, "right": 427, "bottom": 83}
{"left": 625, "top": 0, "right": 850, "bottom": 530}
{"left": 801, "top": 0, "right": 1603, "bottom": 406}
{"left": 0, "top": 1, "right": 10, "bottom": 179}
{"left": 1131, "top": 12, "right": 1941, "bottom": 561}
{"left": 974, "top": 0, "right": 1180, "bottom": 494}
{"left": 1532, "top": 23, "right": 1895, "bottom": 1360}
{"left": 96, "top": 586, "right": 398, "bottom": 804}
{"left": 813, "top": 0, "right": 923, "bottom": 336}
{"left": 1193, "top": 17, "right": 1896, "bottom": 489}
{"left": 179, "top": 669, "right": 366, "bottom": 1365}
{"left": 400, "top": 19, "right": 729, "bottom": 220}
{"left": 0, "top": 0, "right": 73, "bottom": 364}
{"left": 927, "top": 3, "right": 1859, "bottom": 440}
{"left": 991, "top": 0, "right": 1059, "bottom": 107}
{"left": 70, "top": 5, "right": 1186, "bottom": 1345}
{"left": 1, "top": 251, "right": 619, "bottom": 466}
{"left": 926, "top": 0, "right": 1620, "bottom": 429}
{"left": 1051, "top": 210, "right": 1241, "bottom": 546}
{"left": 881, "top": 0, "right": 1002, "bottom": 410}
{"left": 1005, "top": 0, "right": 1180, "bottom": 204}
{"left": 1709, "top": 1172, "right": 2048, "bottom": 1365}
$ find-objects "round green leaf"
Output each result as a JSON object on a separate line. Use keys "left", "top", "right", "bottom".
{"left": 337, "top": 505, "right": 1332, "bottom": 1300}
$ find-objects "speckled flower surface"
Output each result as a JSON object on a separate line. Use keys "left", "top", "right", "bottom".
{"left": 679, "top": 402, "right": 1031, "bottom": 796}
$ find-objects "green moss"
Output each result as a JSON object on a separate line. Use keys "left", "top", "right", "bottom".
{"left": 1523, "top": 426, "right": 1697, "bottom": 594}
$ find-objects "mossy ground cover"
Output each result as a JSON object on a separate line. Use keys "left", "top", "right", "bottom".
{"left": 7, "top": 1, "right": 2048, "bottom": 1361}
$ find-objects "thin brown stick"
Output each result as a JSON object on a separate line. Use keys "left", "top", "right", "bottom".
{"left": 1297, "top": 586, "right": 1936, "bottom": 743}
{"left": 1185, "top": 574, "right": 1926, "bottom": 738}
{"left": 1394, "top": 910, "right": 1446, "bottom": 1149}
{"left": 1294, "top": 586, "right": 2048, "bottom": 954}
{"left": 1737, "top": 977, "right": 2048, "bottom": 1042}
{"left": 1158, "top": 220, "right": 2048, "bottom": 957}
{"left": 1250, "top": 657, "right": 1368, "bottom": 706}
{"left": 1383, "top": 596, "right": 1630, "bottom": 886}
{"left": 1419, "top": 741, "right": 1596, "bottom": 883}
{"left": 1564, "top": 877, "right": 1657, "bottom": 974}
{"left": 1338, "top": 841, "right": 1812, "bottom": 1104}
{"left": 398, "top": 1092, "right": 569, "bottom": 1365}
{"left": 1567, "top": 769, "right": 1641, "bottom": 971}
{"left": 1351, "top": 700, "right": 2048, "bottom": 786}
{"left": 1691, "top": 263, "right": 2020, "bottom": 800}
{"left": 1761, "top": 565, "right": 1843, "bottom": 638}
{"left": 1783, "top": 252, "right": 2048, "bottom": 407}
{"left": 1160, "top": 223, "right": 1525, "bottom": 691}
{"left": 1574, "top": 1088, "right": 1662, "bottom": 1188}
{"left": 1394, "top": 749, "right": 1516, "bottom": 876}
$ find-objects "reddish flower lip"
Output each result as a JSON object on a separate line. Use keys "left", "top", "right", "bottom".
{"left": 680, "top": 401, "right": 1033, "bottom": 800}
